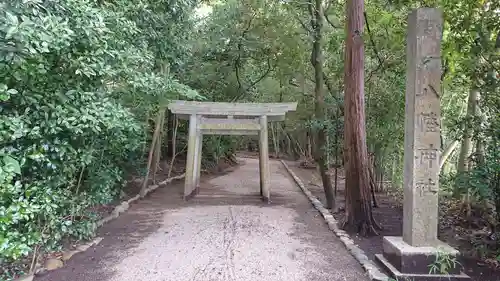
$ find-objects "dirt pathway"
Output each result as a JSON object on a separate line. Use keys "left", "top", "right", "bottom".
{"left": 35, "top": 158, "right": 368, "bottom": 281}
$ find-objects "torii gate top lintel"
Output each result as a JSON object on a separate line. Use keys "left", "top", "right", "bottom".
{"left": 168, "top": 100, "right": 297, "bottom": 121}
{"left": 168, "top": 100, "right": 297, "bottom": 203}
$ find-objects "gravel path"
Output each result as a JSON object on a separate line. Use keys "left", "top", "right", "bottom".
{"left": 35, "top": 158, "right": 368, "bottom": 281}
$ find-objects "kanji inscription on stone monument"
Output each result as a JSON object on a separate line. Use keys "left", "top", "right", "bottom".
{"left": 419, "top": 112, "right": 440, "bottom": 132}
{"left": 417, "top": 144, "right": 438, "bottom": 169}
{"left": 415, "top": 178, "right": 438, "bottom": 196}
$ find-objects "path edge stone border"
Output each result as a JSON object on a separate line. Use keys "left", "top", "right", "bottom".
{"left": 280, "top": 160, "right": 389, "bottom": 281}
{"left": 14, "top": 173, "right": 185, "bottom": 281}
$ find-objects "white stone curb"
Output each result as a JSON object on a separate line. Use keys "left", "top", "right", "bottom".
{"left": 280, "top": 160, "right": 389, "bottom": 281}
{"left": 15, "top": 173, "right": 185, "bottom": 281}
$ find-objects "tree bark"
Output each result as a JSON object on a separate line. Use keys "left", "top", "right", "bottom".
{"left": 152, "top": 110, "right": 165, "bottom": 183}
{"left": 271, "top": 123, "right": 279, "bottom": 158}
{"left": 455, "top": 89, "right": 480, "bottom": 198}
{"left": 334, "top": 110, "right": 339, "bottom": 196}
{"left": 166, "top": 110, "right": 174, "bottom": 158}
{"left": 369, "top": 168, "right": 378, "bottom": 208}
{"left": 140, "top": 109, "right": 165, "bottom": 197}
{"left": 309, "top": 0, "right": 335, "bottom": 209}
{"left": 326, "top": 133, "right": 331, "bottom": 167}
{"left": 342, "top": 0, "right": 380, "bottom": 235}
{"left": 474, "top": 96, "right": 484, "bottom": 166}
{"left": 306, "top": 131, "right": 313, "bottom": 160}
{"left": 439, "top": 140, "right": 459, "bottom": 171}
{"left": 457, "top": 88, "right": 479, "bottom": 173}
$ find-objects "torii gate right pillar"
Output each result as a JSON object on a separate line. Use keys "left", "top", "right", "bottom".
{"left": 259, "top": 115, "right": 270, "bottom": 200}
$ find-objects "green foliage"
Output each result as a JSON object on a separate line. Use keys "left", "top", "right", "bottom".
{"left": 0, "top": 89, "right": 144, "bottom": 262}
{"left": 429, "top": 248, "right": 460, "bottom": 275}
{"left": 0, "top": 0, "right": 201, "bottom": 273}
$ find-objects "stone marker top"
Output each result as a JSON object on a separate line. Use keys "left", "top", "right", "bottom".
{"left": 168, "top": 100, "right": 298, "bottom": 119}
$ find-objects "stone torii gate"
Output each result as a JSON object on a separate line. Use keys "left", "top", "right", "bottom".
{"left": 168, "top": 100, "right": 297, "bottom": 202}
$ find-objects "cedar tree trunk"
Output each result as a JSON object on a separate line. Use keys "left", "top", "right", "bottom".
{"left": 342, "top": 0, "right": 380, "bottom": 235}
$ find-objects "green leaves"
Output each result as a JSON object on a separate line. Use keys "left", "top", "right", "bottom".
{"left": 0, "top": 88, "right": 145, "bottom": 266}
{"left": 2, "top": 156, "right": 21, "bottom": 175}
{"left": 0, "top": 0, "right": 193, "bottom": 272}
{"left": 0, "top": 84, "right": 18, "bottom": 102}
{"left": 4, "top": 11, "right": 18, "bottom": 27}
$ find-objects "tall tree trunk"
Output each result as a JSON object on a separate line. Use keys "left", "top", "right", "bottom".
{"left": 166, "top": 110, "right": 174, "bottom": 158}
{"left": 455, "top": 89, "right": 480, "bottom": 198}
{"left": 492, "top": 153, "right": 500, "bottom": 226}
{"left": 309, "top": 0, "right": 335, "bottom": 209}
{"left": 374, "top": 152, "right": 385, "bottom": 192}
{"left": 457, "top": 88, "right": 479, "bottom": 173}
{"left": 271, "top": 123, "right": 279, "bottom": 158}
{"left": 326, "top": 133, "right": 331, "bottom": 167}
{"left": 306, "top": 131, "right": 313, "bottom": 160}
{"left": 474, "top": 97, "right": 484, "bottom": 166}
{"left": 342, "top": 0, "right": 380, "bottom": 235}
{"left": 140, "top": 109, "right": 165, "bottom": 197}
{"left": 334, "top": 115, "right": 340, "bottom": 196}
{"left": 439, "top": 140, "right": 459, "bottom": 171}
{"left": 152, "top": 110, "right": 165, "bottom": 183}
{"left": 377, "top": 165, "right": 384, "bottom": 192}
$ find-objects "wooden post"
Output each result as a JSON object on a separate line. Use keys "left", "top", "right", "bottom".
{"left": 191, "top": 115, "right": 202, "bottom": 194}
{"left": 195, "top": 128, "right": 203, "bottom": 189}
{"left": 259, "top": 115, "right": 271, "bottom": 202}
{"left": 184, "top": 114, "right": 198, "bottom": 199}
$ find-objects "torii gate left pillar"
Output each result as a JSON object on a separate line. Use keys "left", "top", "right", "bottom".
{"left": 168, "top": 100, "right": 297, "bottom": 202}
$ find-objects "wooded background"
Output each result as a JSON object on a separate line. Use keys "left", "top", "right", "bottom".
{"left": 0, "top": 0, "right": 499, "bottom": 279}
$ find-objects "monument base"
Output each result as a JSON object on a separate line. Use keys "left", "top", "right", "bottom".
{"left": 375, "top": 237, "right": 471, "bottom": 281}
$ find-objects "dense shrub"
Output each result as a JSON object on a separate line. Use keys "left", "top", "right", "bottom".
{"left": 0, "top": 0, "right": 199, "bottom": 268}
{"left": 0, "top": 89, "right": 144, "bottom": 261}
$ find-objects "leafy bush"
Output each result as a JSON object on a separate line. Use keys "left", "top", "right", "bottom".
{"left": 0, "top": 0, "right": 176, "bottom": 267}
{"left": 0, "top": 89, "right": 144, "bottom": 262}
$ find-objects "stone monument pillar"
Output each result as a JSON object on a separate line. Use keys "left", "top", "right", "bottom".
{"left": 375, "top": 8, "right": 470, "bottom": 280}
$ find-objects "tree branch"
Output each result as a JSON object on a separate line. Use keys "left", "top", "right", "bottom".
{"left": 480, "top": 53, "right": 500, "bottom": 74}
{"left": 365, "top": 54, "right": 403, "bottom": 84}
{"left": 364, "top": 11, "right": 382, "bottom": 65}
{"left": 235, "top": 13, "right": 256, "bottom": 91}
{"left": 495, "top": 31, "right": 500, "bottom": 49}
{"left": 235, "top": 59, "right": 243, "bottom": 92}
{"left": 293, "top": 12, "right": 312, "bottom": 34}
{"left": 232, "top": 56, "right": 274, "bottom": 102}
{"left": 245, "top": 57, "right": 273, "bottom": 91}
{"left": 233, "top": 12, "right": 258, "bottom": 101}
{"left": 323, "top": 1, "right": 338, "bottom": 29}
{"left": 365, "top": 58, "right": 385, "bottom": 83}
{"left": 324, "top": 13, "right": 339, "bottom": 29}
{"left": 323, "top": 71, "right": 344, "bottom": 114}
{"left": 308, "top": 0, "right": 317, "bottom": 66}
